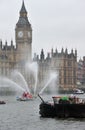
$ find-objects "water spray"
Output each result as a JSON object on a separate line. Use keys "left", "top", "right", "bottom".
{"left": 27, "top": 62, "right": 38, "bottom": 96}
{"left": 39, "top": 72, "right": 57, "bottom": 94}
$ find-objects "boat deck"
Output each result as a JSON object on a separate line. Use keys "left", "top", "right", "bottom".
{"left": 39, "top": 95, "right": 85, "bottom": 118}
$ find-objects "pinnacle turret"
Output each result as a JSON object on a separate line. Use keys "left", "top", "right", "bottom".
{"left": 20, "top": 0, "right": 27, "bottom": 16}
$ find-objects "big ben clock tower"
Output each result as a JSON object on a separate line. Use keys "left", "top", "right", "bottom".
{"left": 15, "top": 1, "right": 32, "bottom": 62}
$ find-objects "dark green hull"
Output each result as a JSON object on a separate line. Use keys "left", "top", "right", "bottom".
{"left": 39, "top": 102, "right": 85, "bottom": 118}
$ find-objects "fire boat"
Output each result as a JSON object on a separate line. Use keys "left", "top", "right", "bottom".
{"left": 16, "top": 92, "right": 33, "bottom": 101}
{"left": 38, "top": 94, "right": 85, "bottom": 118}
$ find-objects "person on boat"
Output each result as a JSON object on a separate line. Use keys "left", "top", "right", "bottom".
{"left": 59, "top": 96, "right": 70, "bottom": 104}
{"left": 22, "top": 92, "right": 27, "bottom": 98}
{"left": 22, "top": 91, "right": 32, "bottom": 99}
{"left": 26, "top": 92, "right": 32, "bottom": 98}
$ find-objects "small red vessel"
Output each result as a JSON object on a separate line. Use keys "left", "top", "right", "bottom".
{"left": 17, "top": 92, "right": 33, "bottom": 101}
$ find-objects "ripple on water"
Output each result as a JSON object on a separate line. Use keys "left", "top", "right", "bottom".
{"left": 0, "top": 96, "right": 85, "bottom": 130}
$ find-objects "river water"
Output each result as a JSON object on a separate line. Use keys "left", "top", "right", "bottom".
{"left": 0, "top": 94, "right": 85, "bottom": 130}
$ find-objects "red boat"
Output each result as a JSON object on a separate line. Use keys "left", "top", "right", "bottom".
{"left": 17, "top": 92, "right": 33, "bottom": 101}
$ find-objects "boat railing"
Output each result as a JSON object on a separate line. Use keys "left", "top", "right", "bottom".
{"left": 52, "top": 96, "right": 85, "bottom": 104}
{"left": 52, "top": 96, "right": 61, "bottom": 104}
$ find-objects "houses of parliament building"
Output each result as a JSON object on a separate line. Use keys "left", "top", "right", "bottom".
{"left": 0, "top": 1, "right": 77, "bottom": 93}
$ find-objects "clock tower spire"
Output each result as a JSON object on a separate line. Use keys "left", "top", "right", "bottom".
{"left": 20, "top": 0, "right": 27, "bottom": 18}
{"left": 15, "top": 0, "right": 32, "bottom": 62}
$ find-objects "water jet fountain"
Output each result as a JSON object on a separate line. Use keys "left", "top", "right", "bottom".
{"left": 11, "top": 70, "right": 30, "bottom": 93}
{"left": 0, "top": 77, "right": 25, "bottom": 95}
{"left": 26, "top": 62, "right": 38, "bottom": 96}
{"left": 39, "top": 72, "right": 58, "bottom": 95}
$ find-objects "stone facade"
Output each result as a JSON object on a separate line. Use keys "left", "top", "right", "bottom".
{"left": 77, "top": 57, "right": 85, "bottom": 85}
{"left": 34, "top": 48, "right": 77, "bottom": 93}
{"left": 0, "top": 1, "right": 32, "bottom": 81}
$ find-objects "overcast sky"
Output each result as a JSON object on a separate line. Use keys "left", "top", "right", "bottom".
{"left": 0, "top": 0, "right": 85, "bottom": 60}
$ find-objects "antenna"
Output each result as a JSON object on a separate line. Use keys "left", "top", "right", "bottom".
{"left": 38, "top": 94, "right": 45, "bottom": 103}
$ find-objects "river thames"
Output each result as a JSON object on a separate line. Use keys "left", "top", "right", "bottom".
{"left": 0, "top": 94, "right": 85, "bottom": 130}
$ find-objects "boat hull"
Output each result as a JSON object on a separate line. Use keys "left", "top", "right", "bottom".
{"left": 16, "top": 97, "right": 33, "bottom": 101}
{"left": 39, "top": 102, "right": 85, "bottom": 118}
{"left": 39, "top": 102, "right": 55, "bottom": 117}
{"left": 0, "top": 101, "right": 6, "bottom": 104}
{"left": 55, "top": 104, "right": 85, "bottom": 118}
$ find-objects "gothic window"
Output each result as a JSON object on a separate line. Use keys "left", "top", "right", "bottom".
{"left": 68, "top": 77, "right": 72, "bottom": 84}
{"left": 64, "top": 70, "right": 66, "bottom": 77}
{"left": 64, "top": 78, "right": 66, "bottom": 84}
{"left": 68, "top": 61, "right": 71, "bottom": 66}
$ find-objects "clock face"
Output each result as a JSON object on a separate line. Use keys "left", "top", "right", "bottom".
{"left": 28, "top": 31, "right": 31, "bottom": 38}
{"left": 18, "top": 31, "right": 23, "bottom": 38}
